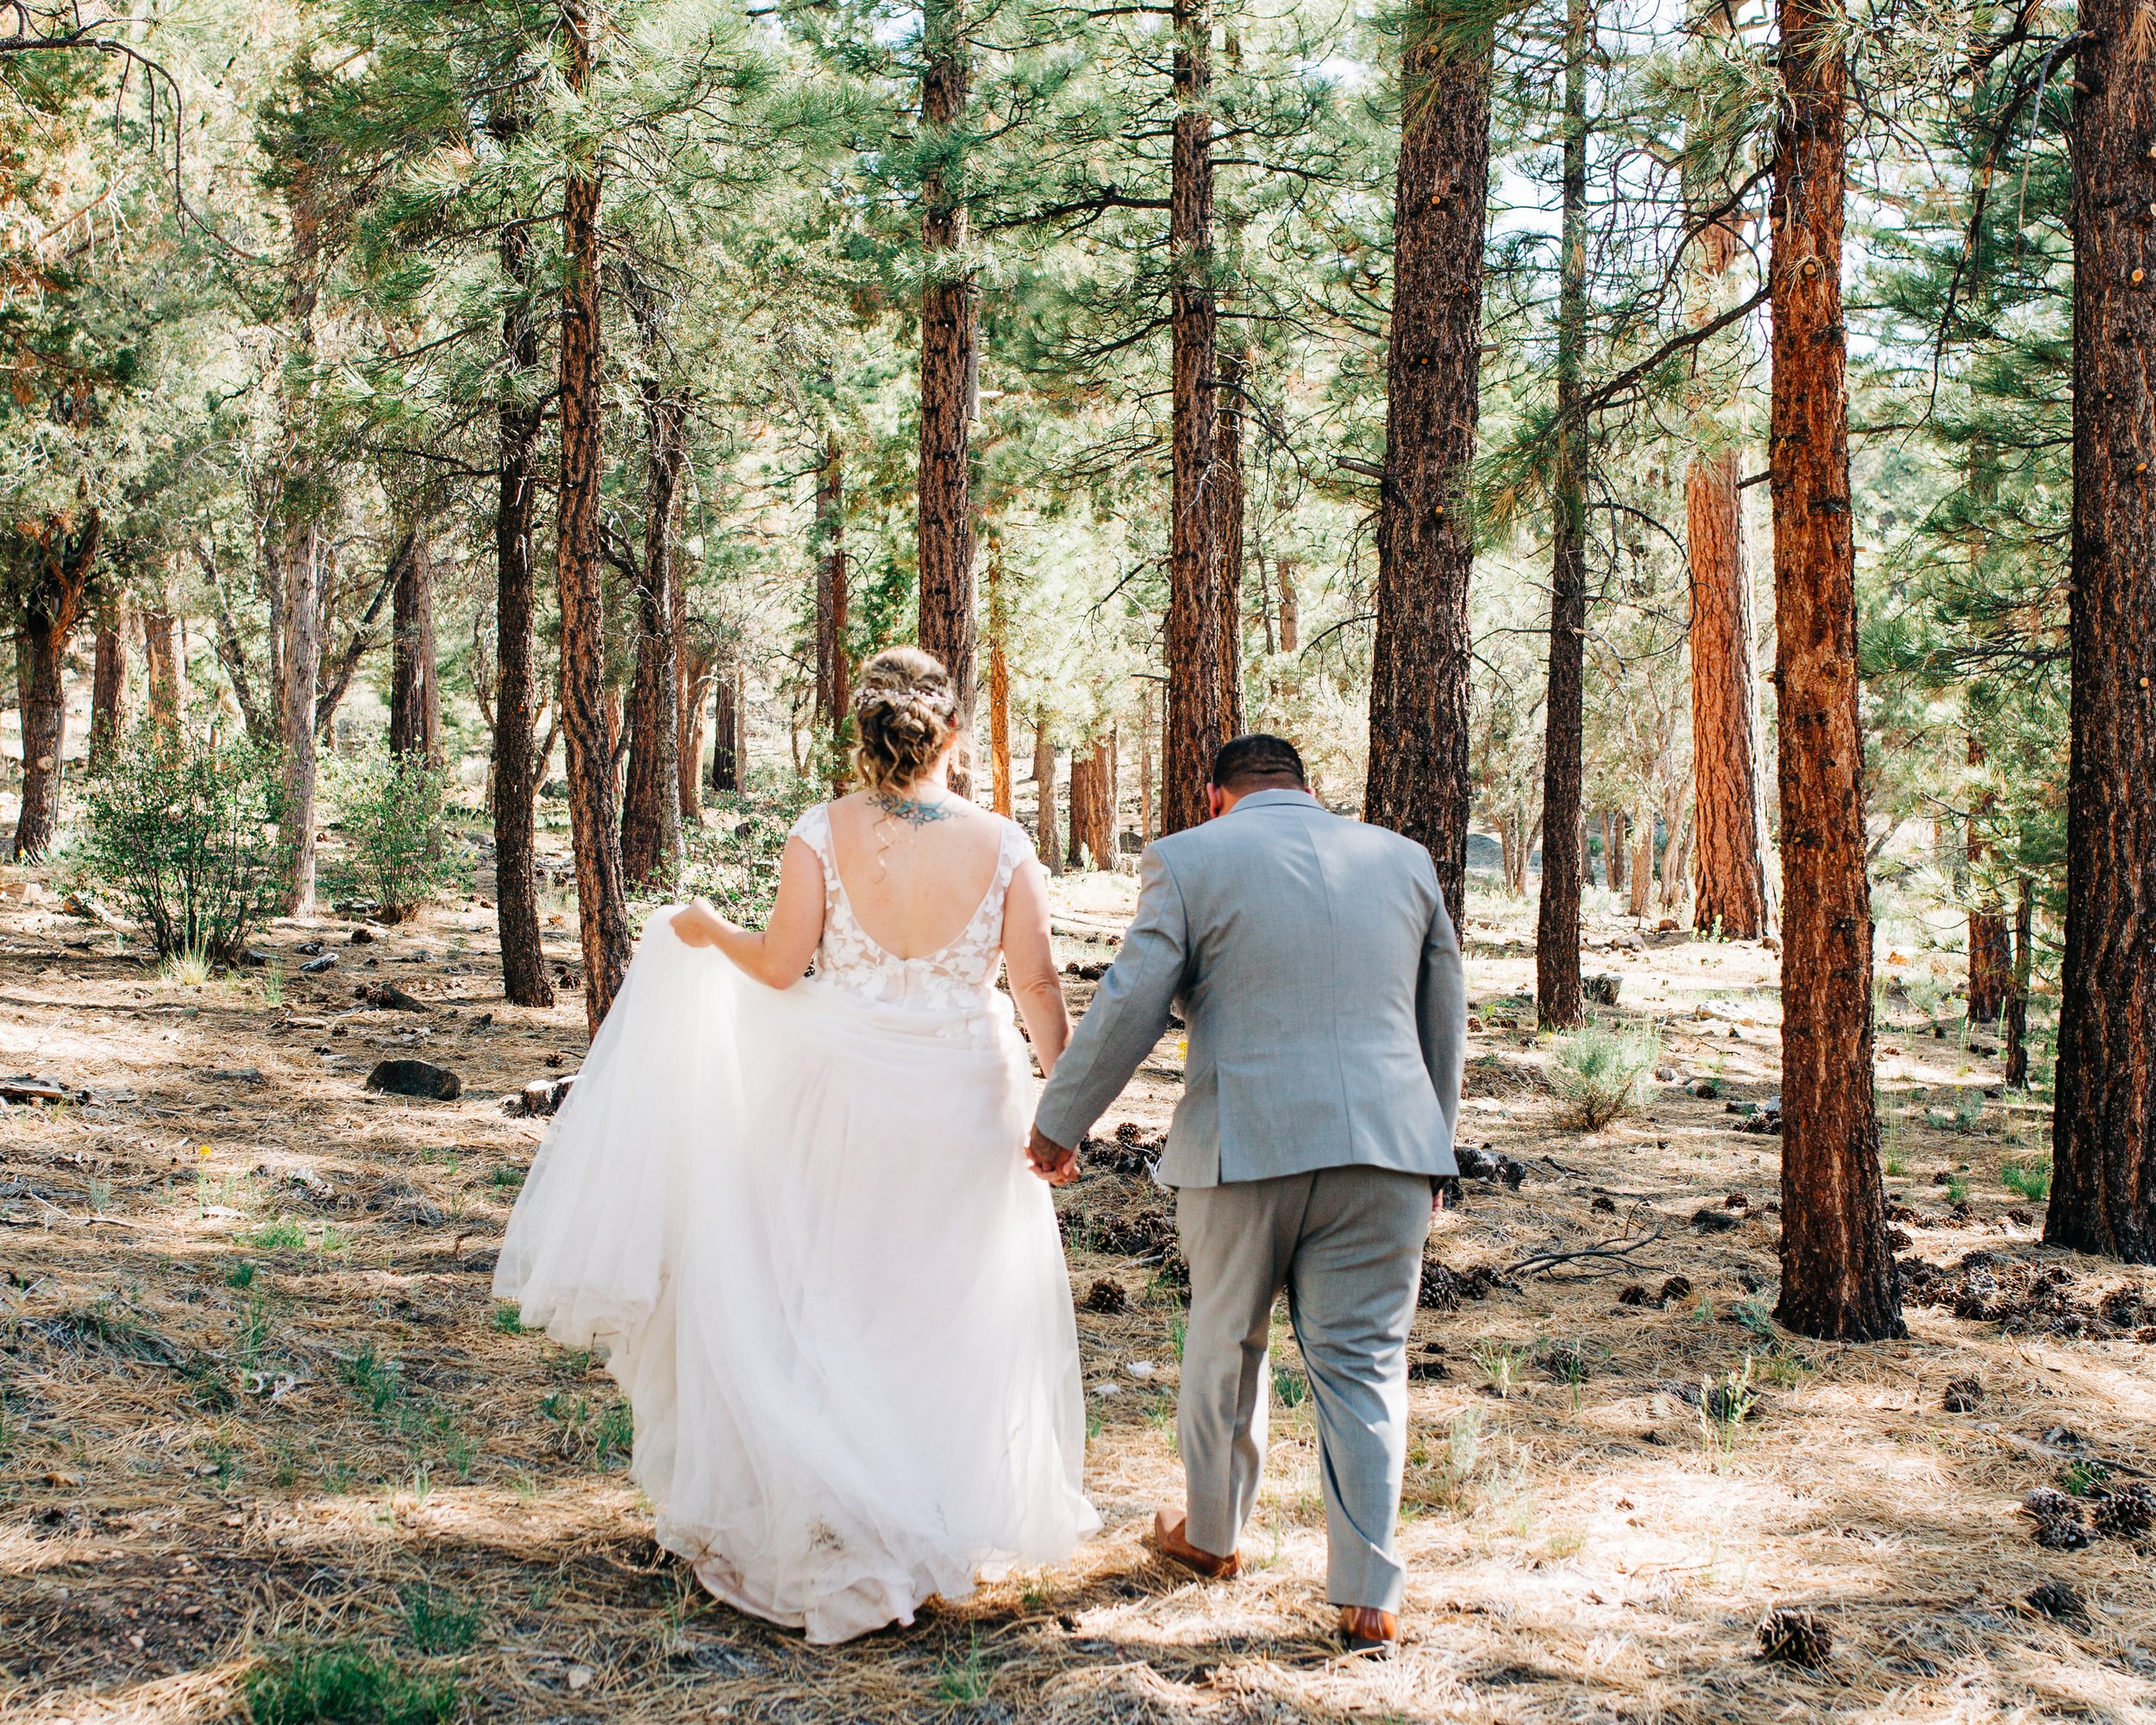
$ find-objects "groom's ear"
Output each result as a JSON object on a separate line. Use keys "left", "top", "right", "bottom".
{"left": 1205, "top": 783, "right": 1225, "bottom": 820}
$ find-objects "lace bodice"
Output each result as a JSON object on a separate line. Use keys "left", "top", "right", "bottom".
{"left": 790, "top": 804, "right": 1029, "bottom": 1020}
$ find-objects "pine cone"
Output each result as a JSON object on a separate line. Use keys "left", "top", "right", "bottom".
{"left": 2092, "top": 1483, "right": 2155, "bottom": 1539}
{"left": 1757, "top": 1607, "right": 1833, "bottom": 1666}
{"left": 2024, "top": 1579, "right": 2085, "bottom": 1621}
{"left": 2021, "top": 1487, "right": 2074, "bottom": 1522}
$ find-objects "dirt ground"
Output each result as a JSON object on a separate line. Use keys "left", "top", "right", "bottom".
{"left": 2, "top": 850, "right": 2153, "bottom": 1724}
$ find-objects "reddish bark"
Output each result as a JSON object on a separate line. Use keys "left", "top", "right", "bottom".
{"left": 986, "top": 540, "right": 1013, "bottom": 817}
{"left": 2046, "top": 0, "right": 2156, "bottom": 1262}
{"left": 89, "top": 597, "right": 127, "bottom": 771}
{"left": 918, "top": 0, "right": 977, "bottom": 786}
{"left": 1160, "top": 0, "right": 1243, "bottom": 834}
{"left": 813, "top": 432, "right": 849, "bottom": 744}
{"left": 680, "top": 639, "right": 716, "bottom": 820}
{"left": 1964, "top": 735, "right": 2010, "bottom": 1023}
{"left": 2004, "top": 876, "right": 2034, "bottom": 1089}
{"left": 709, "top": 663, "right": 742, "bottom": 793}
{"left": 388, "top": 524, "right": 442, "bottom": 763}
{"left": 141, "top": 602, "right": 184, "bottom": 731}
{"left": 620, "top": 356, "right": 687, "bottom": 893}
{"left": 555, "top": 0, "right": 635, "bottom": 1032}
{"left": 10, "top": 507, "right": 100, "bottom": 859}
{"left": 1365, "top": 9, "right": 1494, "bottom": 929}
{"left": 1032, "top": 718, "right": 1060, "bottom": 874}
{"left": 1535, "top": 0, "right": 1588, "bottom": 1032}
{"left": 1769, "top": 0, "right": 1900, "bottom": 1339}
{"left": 490, "top": 146, "right": 555, "bottom": 1011}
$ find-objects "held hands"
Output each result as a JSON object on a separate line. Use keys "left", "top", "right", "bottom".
{"left": 670, "top": 900, "right": 730, "bottom": 950}
{"left": 1025, "top": 1124, "right": 1081, "bottom": 1187}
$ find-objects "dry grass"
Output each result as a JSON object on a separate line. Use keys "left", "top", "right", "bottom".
{"left": 2, "top": 859, "right": 2153, "bottom": 1723}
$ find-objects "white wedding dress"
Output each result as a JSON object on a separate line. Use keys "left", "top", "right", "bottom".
{"left": 495, "top": 805, "right": 1099, "bottom": 1641}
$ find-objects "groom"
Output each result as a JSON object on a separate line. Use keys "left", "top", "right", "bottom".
{"left": 1029, "top": 734, "right": 1464, "bottom": 1655}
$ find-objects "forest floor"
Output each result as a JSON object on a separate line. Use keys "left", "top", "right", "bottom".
{"left": 2, "top": 841, "right": 2153, "bottom": 1724}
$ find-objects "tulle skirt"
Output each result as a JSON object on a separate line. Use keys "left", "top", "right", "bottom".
{"left": 495, "top": 910, "right": 1099, "bottom": 1642}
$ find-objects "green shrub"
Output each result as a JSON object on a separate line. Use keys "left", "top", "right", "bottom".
{"left": 1549, "top": 1024, "right": 1660, "bottom": 1130}
{"left": 326, "top": 752, "right": 457, "bottom": 922}
{"left": 76, "top": 721, "right": 288, "bottom": 960}
{"left": 244, "top": 1641, "right": 457, "bottom": 1725}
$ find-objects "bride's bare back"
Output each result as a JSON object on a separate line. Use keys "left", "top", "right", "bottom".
{"left": 824, "top": 792, "right": 1003, "bottom": 959}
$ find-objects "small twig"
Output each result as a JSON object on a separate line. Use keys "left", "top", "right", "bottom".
{"left": 1507, "top": 1227, "right": 1666, "bottom": 1280}
{"left": 1976, "top": 1423, "right": 2152, "bottom": 1479}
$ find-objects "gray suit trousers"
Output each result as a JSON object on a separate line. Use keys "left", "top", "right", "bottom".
{"left": 1175, "top": 1165, "right": 1431, "bottom": 1611}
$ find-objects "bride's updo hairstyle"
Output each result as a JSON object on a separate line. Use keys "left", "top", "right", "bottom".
{"left": 851, "top": 646, "right": 962, "bottom": 794}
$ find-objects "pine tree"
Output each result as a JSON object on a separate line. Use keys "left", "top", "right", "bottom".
{"left": 1769, "top": 0, "right": 1898, "bottom": 1340}
{"left": 917, "top": 0, "right": 978, "bottom": 772}
{"left": 1368, "top": 0, "right": 1495, "bottom": 925}
{"left": 555, "top": 0, "right": 636, "bottom": 1029}
{"left": 1534, "top": 0, "right": 1589, "bottom": 1030}
{"left": 2048, "top": 0, "right": 2156, "bottom": 1263}
{"left": 1681, "top": 0, "right": 1772, "bottom": 940}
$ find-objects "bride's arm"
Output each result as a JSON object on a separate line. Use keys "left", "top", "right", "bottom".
{"left": 1001, "top": 856, "right": 1071, "bottom": 1075}
{"left": 669, "top": 836, "right": 825, "bottom": 988}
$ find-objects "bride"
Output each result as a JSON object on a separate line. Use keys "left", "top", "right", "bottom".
{"left": 495, "top": 646, "right": 1099, "bottom": 1643}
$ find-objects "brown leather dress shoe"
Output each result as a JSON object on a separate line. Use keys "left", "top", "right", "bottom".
{"left": 1150, "top": 1509, "right": 1241, "bottom": 1580}
{"left": 1338, "top": 1606, "right": 1399, "bottom": 1656}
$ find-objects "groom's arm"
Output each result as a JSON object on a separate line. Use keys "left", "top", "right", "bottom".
{"left": 1415, "top": 866, "right": 1467, "bottom": 1145}
{"left": 1032, "top": 847, "right": 1191, "bottom": 1157}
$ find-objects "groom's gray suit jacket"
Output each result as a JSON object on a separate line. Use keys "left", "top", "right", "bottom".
{"left": 1034, "top": 788, "right": 1465, "bottom": 1186}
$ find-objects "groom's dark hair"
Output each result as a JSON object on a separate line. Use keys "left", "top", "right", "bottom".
{"left": 1210, "top": 733, "right": 1307, "bottom": 792}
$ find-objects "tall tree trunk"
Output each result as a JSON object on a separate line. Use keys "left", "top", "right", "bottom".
{"left": 680, "top": 640, "right": 716, "bottom": 819}
{"left": 555, "top": 0, "right": 634, "bottom": 1032}
{"left": 1106, "top": 724, "right": 1119, "bottom": 851}
{"left": 1687, "top": 445, "right": 1773, "bottom": 938}
{"left": 1067, "top": 746, "right": 1096, "bottom": 871}
{"left": 1216, "top": 345, "right": 1248, "bottom": 710}
{"left": 2047, "top": 0, "right": 2156, "bottom": 1262}
{"left": 1160, "top": 0, "right": 1242, "bottom": 833}
{"left": 89, "top": 597, "right": 128, "bottom": 770}
{"left": 279, "top": 520, "right": 323, "bottom": 911}
{"left": 490, "top": 104, "right": 555, "bottom": 1011}
{"left": 1684, "top": 0, "right": 1774, "bottom": 943}
{"left": 1770, "top": 0, "right": 1899, "bottom": 1339}
{"left": 1139, "top": 687, "right": 1156, "bottom": 840}
{"left": 1033, "top": 718, "right": 1061, "bottom": 874}
{"left": 1629, "top": 796, "right": 1654, "bottom": 919}
{"left": 813, "top": 430, "right": 849, "bottom": 746}
{"left": 1605, "top": 810, "right": 1626, "bottom": 894}
{"left": 1366, "top": 3, "right": 1494, "bottom": 927}
{"left": 986, "top": 538, "right": 1013, "bottom": 816}
{"left": 1276, "top": 557, "right": 1299, "bottom": 654}
{"left": 279, "top": 151, "right": 325, "bottom": 914}
{"left": 10, "top": 508, "right": 100, "bottom": 859}
{"left": 142, "top": 598, "right": 185, "bottom": 732}
{"left": 388, "top": 523, "right": 442, "bottom": 762}
{"left": 1067, "top": 736, "right": 1114, "bottom": 869}
{"left": 1658, "top": 787, "right": 1692, "bottom": 914}
{"left": 619, "top": 307, "right": 688, "bottom": 893}
{"left": 1535, "top": 0, "right": 1589, "bottom": 1032}
{"left": 1965, "top": 733, "right": 2010, "bottom": 1023}
{"left": 918, "top": 0, "right": 977, "bottom": 786}
{"left": 709, "top": 662, "right": 741, "bottom": 793}
{"left": 2005, "top": 875, "right": 2034, "bottom": 1089}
